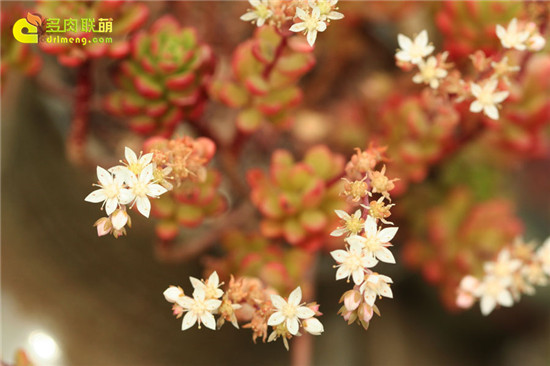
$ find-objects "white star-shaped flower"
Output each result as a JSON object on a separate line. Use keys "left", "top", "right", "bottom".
{"left": 483, "top": 249, "right": 522, "bottom": 279}
{"left": 189, "top": 271, "right": 224, "bottom": 299}
{"left": 396, "top": 30, "right": 434, "bottom": 65}
{"left": 469, "top": 80, "right": 509, "bottom": 120}
{"left": 289, "top": 6, "right": 327, "bottom": 47}
{"left": 360, "top": 273, "right": 393, "bottom": 306}
{"left": 331, "top": 241, "right": 378, "bottom": 284}
{"left": 330, "top": 209, "right": 364, "bottom": 237}
{"left": 177, "top": 288, "right": 222, "bottom": 330}
{"left": 110, "top": 147, "right": 153, "bottom": 181}
{"left": 125, "top": 164, "right": 167, "bottom": 218}
{"left": 496, "top": 18, "right": 530, "bottom": 51}
{"left": 310, "top": 0, "right": 344, "bottom": 21}
{"left": 475, "top": 276, "right": 514, "bottom": 315}
{"left": 267, "top": 287, "right": 316, "bottom": 336}
{"left": 240, "top": 0, "right": 273, "bottom": 27}
{"left": 412, "top": 56, "right": 448, "bottom": 89}
{"left": 85, "top": 166, "right": 133, "bottom": 215}
{"left": 346, "top": 215, "right": 398, "bottom": 264}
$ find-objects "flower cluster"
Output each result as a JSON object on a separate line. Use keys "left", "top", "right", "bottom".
{"left": 139, "top": 136, "right": 226, "bottom": 241}
{"left": 84, "top": 147, "right": 170, "bottom": 237}
{"left": 240, "top": 0, "right": 343, "bottom": 46}
{"left": 330, "top": 147, "right": 398, "bottom": 329}
{"left": 457, "top": 236, "right": 550, "bottom": 315}
{"left": 164, "top": 272, "right": 323, "bottom": 350}
{"left": 397, "top": 18, "right": 545, "bottom": 121}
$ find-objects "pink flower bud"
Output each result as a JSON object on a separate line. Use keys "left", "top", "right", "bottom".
{"left": 456, "top": 291, "right": 475, "bottom": 309}
{"left": 343, "top": 289, "right": 362, "bottom": 311}
{"left": 357, "top": 303, "right": 374, "bottom": 323}
{"left": 95, "top": 217, "right": 112, "bottom": 236}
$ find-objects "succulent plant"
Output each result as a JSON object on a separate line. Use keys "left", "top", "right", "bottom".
{"left": 435, "top": 1, "right": 523, "bottom": 61}
{"left": 152, "top": 169, "right": 227, "bottom": 242}
{"left": 35, "top": 1, "right": 148, "bottom": 67}
{"left": 210, "top": 25, "right": 315, "bottom": 133}
{"left": 402, "top": 188, "right": 523, "bottom": 310}
{"left": 105, "top": 15, "right": 215, "bottom": 136}
{"left": 247, "top": 145, "right": 346, "bottom": 251}
{"left": 377, "top": 91, "right": 460, "bottom": 195}
{"left": 204, "top": 230, "right": 311, "bottom": 294}
{"left": 491, "top": 54, "right": 550, "bottom": 156}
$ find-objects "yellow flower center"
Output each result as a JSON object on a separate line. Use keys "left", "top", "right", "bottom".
{"left": 132, "top": 181, "right": 148, "bottom": 197}
{"left": 345, "top": 217, "right": 364, "bottom": 235}
{"left": 282, "top": 304, "right": 297, "bottom": 318}
{"left": 104, "top": 183, "right": 120, "bottom": 199}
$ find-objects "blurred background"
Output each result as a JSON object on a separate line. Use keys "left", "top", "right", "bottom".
{"left": 2, "top": 1, "right": 550, "bottom": 365}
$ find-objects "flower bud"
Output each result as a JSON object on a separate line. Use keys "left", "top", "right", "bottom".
{"left": 163, "top": 286, "right": 184, "bottom": 303}
{"left": 302, "top": 318, "right": 324, "bottom": 335}
{"left": 343, "top": 289, "right": 362, "bottom": 311}
{"left": 357, "top": 302, "right": 374, "bottom": 323}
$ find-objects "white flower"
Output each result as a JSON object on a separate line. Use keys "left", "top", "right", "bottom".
{"left": 483, "top": 249, "right": 522, "bottom": 279}
{"left": 267, "top": 287, "right": 316, "bottom": 336}
{"left": 310, "top": 0, "right": 344, "bottom": 21}
{"left": 85, "top": 166, "right": 133, "bottom": 215}
{"left": 469, "top": 80, "right": 509, "bottom": 120}
{"left": 125, "top": 164, "right": 168, "bottom": 218}
{"left": 110, "top": 147, "right": 153, "bottom": 181}
{"left": 331, "top": 241, "right": 378, "bottom": 284}
{"left": 527, "top": 33, "right": 546, "bottom": 51}
{"left": 302, "top": 317, "right": 324, "bottom": 335}
{"left": 496, "top": 18, "right": 530, "bottom": 51}
{"left": 177, "top": 288, "right": 222, "bottom": 330}
{"left": 537, "top": 237, "right": 550, "bottom": 276}
{"left": 331, "top": 209, "right": 364, "bottom": 237}
{"left": 490, "top": 56, "right": 520, "bottom": 81}
{"left": 412, "top": 56, "right": 448, "bottom": 89}
{"left": 240, "top": 0, "right": 273, "bottom": 27}
{"left": 346, "top": 215, "right": 398, "bottom": 264}
{"left": 360, "top": 273, "right": 393, "bottom": 306}
{"left": 289, "top": 6, "right": 327, "bottom": 47}
{"left": 163, "top": 286, "right": 184, "bottom": 303}
{"left": 189, "top": 271, "right": 224, "bottom": 299}
{"left": 475, "top": 276, "right": 514, "bottom": 315}
{"left": 396, "top": 30, "right": 434, "bottom": 65}
{"left": 456, "top": 275, "right": 480, "bottom": 309}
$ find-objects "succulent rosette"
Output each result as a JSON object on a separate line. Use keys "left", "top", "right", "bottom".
{"left": 211, "top": 26, "right": 315, "bottom": 133}
{"left": 153, "top": 169, "right": 227, "bottom": 241}
{"left": 247, "top": 145, "right": 346, "bottom": 251}
{"left": 35, "top": 1, "right": 148, "bottom": 67}
{"left": 105, "top": 15, "right": 215, "bottom": 136}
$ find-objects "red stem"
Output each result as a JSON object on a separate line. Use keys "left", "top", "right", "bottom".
{"left": 67, "top": 61, "right": 92, "bottom": 164}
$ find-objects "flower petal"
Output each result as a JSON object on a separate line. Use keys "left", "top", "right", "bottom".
{"left": 85, "top": 189, "right": 106, "bottom": 203}
{"left": 289, "top": 22, "right": 307, "bottom": 33}
{"left": 296, "top": 306, "right": 315, "bottom": 319}
{"left": 288, "top": 286, "right": 302, "bottom": 306}
{"left": 125, "top": 147, "right": 138, "bottom": 164}
{"left": 136, "top": 196, "right": 151, "bottom": 218}
{"left": 397, "top": 34, "right": 412, "bottom": 50}
{"left": 270, "top": 294, "right": 286, "bottom": 310}
{"left": 330, "top": 249, "right": 348, "bottom": 263}
{"left": 267, "top": 311, "right": 285, "bottom": 326}
{"left": 181, "top": 311, "right": 197, "bottom": 330}
{"left": 147, "top": 183, "right": 167, "bottom": 197}
{"left": 307, "top": 29, "right": 318, "bottom": 47}
{"left": 376, "top": 247, "right": 396, "bottom": 264}
{"left": 105, "top": 197, "right": 118, "bottom": 216}
{"left": 200, "top": 312, "right": 216, "bottom": 330}
{"left": 97, "top": 166, "right": 113, "bottom": 186}
{"left": 286, "top": 317, "right": 299, "bottom": 335}
{"left": 378, "top": 227, "right": 398, "bottom": 243}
